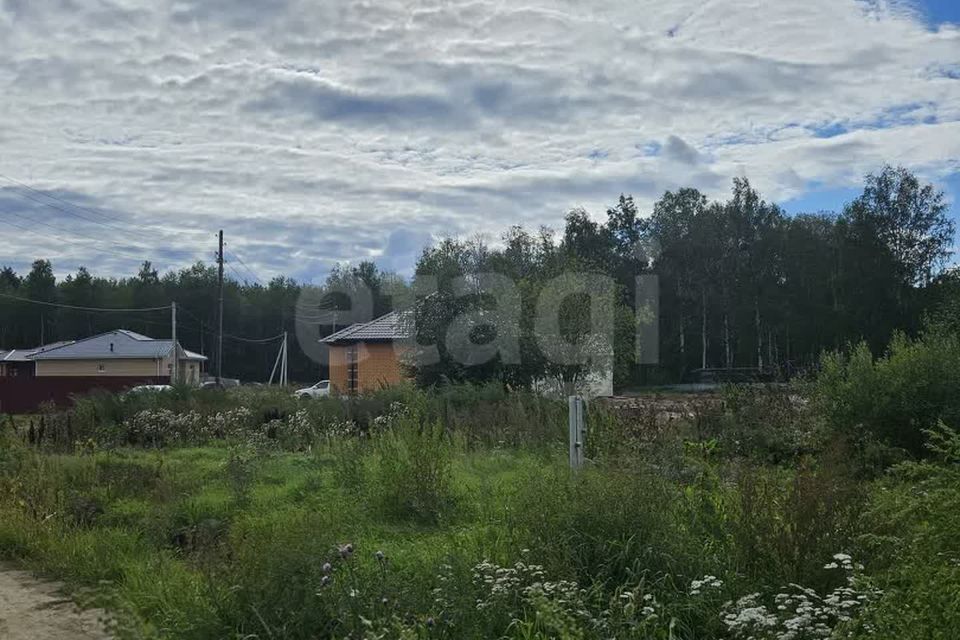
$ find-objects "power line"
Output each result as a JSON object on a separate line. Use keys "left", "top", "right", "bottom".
{"left": 0, "top": 174, "right": 205, "bottom": 267}
{"left": 0, "top": 291, "right": 171, "bottom": 312}
{"left": 231, "top": 253, "right": 264, "bottom": 285}
{"left": 225, "top": 250, "right": 265, "bottom": 286}
{"left": 222, "top": 331, "right": 285, "bottom": 344}
{"left": 0, "top": 188, "right": 154, "bottom": 255}
{"left": 0, "top": 173, "right": 130, "bottom": 226}
{"left": 0, "top": 214, "right": 155, "bottom": 264}
{"left": 178, "top": 303, "right": 284, "bottom": 344}
{"left": 0, "top": 181, "right": 140, "bottom": 240}
{"left": 226, "top": 262, "right": 247, "bottom": 283}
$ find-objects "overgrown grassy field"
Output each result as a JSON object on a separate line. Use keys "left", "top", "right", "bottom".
{"left": 1, "top": 331, "right": 960, "bottom": 639}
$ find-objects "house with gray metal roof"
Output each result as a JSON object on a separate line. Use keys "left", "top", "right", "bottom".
{"left": 0, "top": 329, "right": 208, "bottom": 412}
{"left": 1, "top": 329, "right": 206, "bottom": 384}
{"left": 0, "top": 341, "right": 77, "bottom": 377}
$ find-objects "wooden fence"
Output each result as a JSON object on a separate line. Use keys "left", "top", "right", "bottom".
{"left": 0, "top": 376, "right": 165, "bottom": 414}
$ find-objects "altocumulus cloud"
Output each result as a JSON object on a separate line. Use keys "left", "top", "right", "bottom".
{"left": 0, "top": 0, "right": 958, "bottom": 279}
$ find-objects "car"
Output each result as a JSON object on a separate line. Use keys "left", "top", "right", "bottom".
{"left": 199, "top": 378, "right": 241, "bottom": 390}
{"left": 295, "top": 380, "right": 331, "bottom": 399}
{"left": 126, "top": 384, "right": 174, "bottom": 395}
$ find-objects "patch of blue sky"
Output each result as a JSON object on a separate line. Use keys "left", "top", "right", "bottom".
{"left": 636, "top": 141, "right": 661, "bottom": 157}
{"left": 782, "top": 171, "right": 960, "bottom": 228}
{"left": 915, "top": 0, "right": 960, "bottom": 27}
{"left": 781, "top": 183, "right": 862, "bottom": 216}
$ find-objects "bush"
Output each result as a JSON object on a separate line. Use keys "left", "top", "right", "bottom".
{"left": 730, "top": 451, "right": 865, "bottom": 589}
{"left": 813, "top": 330, "right": 960, "bottom": 455}
{"left": 848, "top": 423, "right": 960, "bottom": 638}
{"left": 502, "top": 464, "right": 698, "bottom": 587}
{"left": 375, "top": 417, "right": 457, "bottom": 524}
{"left": 712, "top": 385, "right": 817, "bottom": 462}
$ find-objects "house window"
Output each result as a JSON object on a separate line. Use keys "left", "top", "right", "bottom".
{"left": 97, "top": 363, "right": 105, "bottom": 373}
{"left": 346, "top": 345, "right": 359, "bottom": 395}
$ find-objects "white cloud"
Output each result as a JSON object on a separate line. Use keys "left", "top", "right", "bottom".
{"left": 0, "top": 0, "right": 957, "bottom": 279}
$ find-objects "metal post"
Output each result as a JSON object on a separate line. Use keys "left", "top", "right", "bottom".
{"left": 268, "top": 338, "right": 283, "bottom": 385}
{"left": 171, "top": 302, "right": 178, "bottom": 384}
{"left": 217, "top": 229, "right": 224, "bottom": 384}
{"left": 568, "top": 395, "right": 585, "bottom": 469}
{"left": 281, "top": 331, "right": 288, "bottom": 386}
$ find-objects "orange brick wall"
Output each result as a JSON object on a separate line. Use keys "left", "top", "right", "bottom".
{"left": 329, "top": 345, "right": 348, "bottom": 393}
{"left": 328, "top": 341, "right": 410, "bottom": 394}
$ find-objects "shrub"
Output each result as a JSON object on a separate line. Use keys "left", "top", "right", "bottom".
{"left": 731, "top": 451, "right": 864, "bottom": 589}
{"left": 712, "top": 385, "right": 817, "bottom": 462}
{"left": 375, "top": 417, "right": 456, "bottom": 524}
{"left": 813, "top": 330, "right": 960, "bottom": 455}
{"left": 501, "top": 463, "right": 701, "bottom": 590}
{"left": 848, "top": 423, "right": 960, "bottom": 638}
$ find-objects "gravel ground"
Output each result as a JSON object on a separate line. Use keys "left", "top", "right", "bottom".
{"left": 0, "top": 565, "right": 110, "bottom": 639}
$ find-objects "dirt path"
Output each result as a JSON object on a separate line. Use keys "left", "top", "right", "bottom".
{"left": 0, "top": 565, "right": 111, "bottom": 639}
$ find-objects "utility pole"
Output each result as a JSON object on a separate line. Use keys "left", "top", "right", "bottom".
{"left": 171, "top": 302, "right": 178, "bottom": 384}
{"left": 217, "top": 230, "right": 224, "bottom": 385}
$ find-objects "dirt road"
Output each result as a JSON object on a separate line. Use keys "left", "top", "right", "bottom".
{"left": 0, "top": 565, "right": 110, "bottom": 639}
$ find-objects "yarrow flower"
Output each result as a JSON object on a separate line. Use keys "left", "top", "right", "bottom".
{"left": 721, "top": 555, "right": 878, "bottom": 640}
{"left": 690, "top": 575, "right": 724, "bottom": 595}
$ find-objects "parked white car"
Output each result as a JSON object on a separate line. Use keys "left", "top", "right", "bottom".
{"left": 126, "top": 384, "right": 174, "bottom": 395}
{"left": 295, "top": 380, "right": 331, "bottom": 399}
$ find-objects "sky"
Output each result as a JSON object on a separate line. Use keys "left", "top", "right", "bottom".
{"left": 0, "top": 0, "right": 958, "bottom": 283}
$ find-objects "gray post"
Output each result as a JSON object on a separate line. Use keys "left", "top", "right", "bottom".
{"left": 171, "top": 301, "right": 178, "bottom": 384}
{"left": 568, "top": 395, "right": 585, "bottom": 469}
{"left": 217, "top": 230, "right": 224, "bottom": 385}
{"left": 268, "top": 338, "right": 283, "bottom": 385}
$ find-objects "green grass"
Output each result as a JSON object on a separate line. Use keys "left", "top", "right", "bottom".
{"left": 0, "top": 432, "right": 870, "bottom": 639}
{"left": 0, "top": 437, "right": 577, "bottom": 638}
{"left": 2, "top": 380, "right": 959, "bottom": 638}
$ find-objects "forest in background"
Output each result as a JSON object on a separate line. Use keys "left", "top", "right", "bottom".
{"left": 1, "top": 165, "right": 956, "bottom": 387}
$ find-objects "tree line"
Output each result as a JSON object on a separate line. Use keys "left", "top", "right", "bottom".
{"left": 0, "top": 259, "right": 401, "bottom": 384}
{"left": 1, "top": 165, "right": 956, "bottom": 388}
{"left": 410, "top": 165, "right": 956, "bottom": 388}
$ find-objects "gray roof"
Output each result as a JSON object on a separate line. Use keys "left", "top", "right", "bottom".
{"left": 1, "top": 341, "right": 76, "bottom": 362}
{"left": 28, "top": 330, "right": 207, "bottom": 361}
{"left": 320, "top": 310, "right": 413, "bottom": 344}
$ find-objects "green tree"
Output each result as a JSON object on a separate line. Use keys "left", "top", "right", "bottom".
{"left": 23, "top": 259, "right": 57, "bottom": 344}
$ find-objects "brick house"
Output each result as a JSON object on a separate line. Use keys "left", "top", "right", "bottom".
{"left": 321, "top": 310, "right": 413, "bottom": 394}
